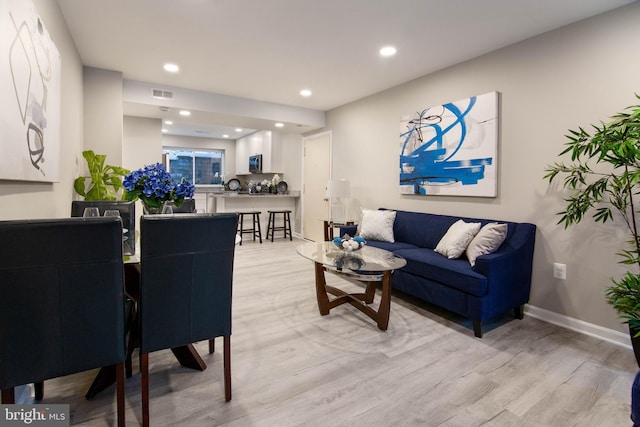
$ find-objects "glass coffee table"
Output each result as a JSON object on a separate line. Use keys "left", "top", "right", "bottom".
{"left": 297, "top": 241, "right": 406, "bottom": 330}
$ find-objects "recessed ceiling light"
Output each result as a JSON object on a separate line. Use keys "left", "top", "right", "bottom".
{"left": 235, "top": 128, "right": 243, "bottom": 132}
{"left": 179, "top": 110, "right": 191, "bottom": 116}
{"left": 163, "top": 63, "right": 179, "bottom": 73}
{"left": 274, "top": 122, "right": 284, "bottom": 128}
{"left": 379, "top": 46, "right": 397, "bottom": 57}
{"left": 300, "top": 89, "right": 312, "bottom": 97}
{"left": 162, "top": 128, "right": 168, "bottom": 133}
{"left": 223, "top": 134, "right": 229, "bottom": 138}
{"left": 164, "top": 120, "right": 173, "bottom": 125}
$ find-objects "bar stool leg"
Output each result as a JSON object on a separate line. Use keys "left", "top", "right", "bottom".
{"left": 268, "top": 212, "right": 275, "bottom": 242}
{"left": 251, "top": 213, "right": 257, "bottom": 242}
{"left": 254, "top": 213, "right": 263, "bottom": 243}
{"left": 237, "top": 213, "right": 244, "bottom": 246}
{"left": 285, "top": 211, "right": 292, "bottom": 240}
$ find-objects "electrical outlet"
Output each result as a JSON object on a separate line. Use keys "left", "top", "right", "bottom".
{"left": 553, "top": 263, "right": 567, "bottom": 280}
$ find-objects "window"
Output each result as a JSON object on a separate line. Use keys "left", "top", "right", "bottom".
{"left": 163, "top": 148, "right": 224, "bottom": 185}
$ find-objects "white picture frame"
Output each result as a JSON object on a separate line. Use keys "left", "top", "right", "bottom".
{"left": 399, "top": 91, "right": 499, "bottom": 197}
{"left": 0, "top": 0, "right": 61, "bottom": 182}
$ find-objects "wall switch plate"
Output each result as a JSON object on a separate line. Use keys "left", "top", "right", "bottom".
{"left": 553, "top": 263, "right": 567, "bottom": 280}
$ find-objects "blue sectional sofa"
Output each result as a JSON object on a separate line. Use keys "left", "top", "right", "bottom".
{"left": 340, "top": 209, "right": 536, "bottom": 337}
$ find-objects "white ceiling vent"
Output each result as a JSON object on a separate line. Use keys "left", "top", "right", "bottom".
{"left": 152, "top": 89, "right": 173, "bottom": 99}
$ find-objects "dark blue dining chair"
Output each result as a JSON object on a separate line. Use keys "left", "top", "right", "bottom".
{"left": 71, "top": 200, "right": 136, "bottom": 255}
{"left": 138, "top": 213, "right": 238, "bottom": 427}
{"left": 0, "top": 217, "right": 127, "bottom": 426}
{"left": 165, "top": 198, "right": 196, "bottom": 213}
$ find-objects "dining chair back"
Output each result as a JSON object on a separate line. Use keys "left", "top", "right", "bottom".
{"left": 165, "top": 198, "right": 196, "bottom": 213}
{"left": 0, "top": 217, "right": 126, "bottom": 426}
{"left": 71, "top": 200, "right": 136, "bottom": 255}
{"left": 138, "top": 213, "right": 238, "bottom": 427}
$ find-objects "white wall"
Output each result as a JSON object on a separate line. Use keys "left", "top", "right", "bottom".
{"left": 321, "top": 3, "right": 640, "bottom": 334}
{"left": 83, "top": 67, "right": 123, "bottom": 165}
{"left": 0, "top": 0, "right": 83, "bottom": 220}
{"left": 280, "top": 132, "right": 303, "bottom": 232}
{"left": 280, "top": 132, "right": 302, "bottom": 190}
{"left": 122, "top": 116, "right": 162, "bottom": 170}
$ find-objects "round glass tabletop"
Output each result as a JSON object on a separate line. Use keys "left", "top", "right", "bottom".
{"left": 296, "top": 241, "right": 406, "bottom": 275}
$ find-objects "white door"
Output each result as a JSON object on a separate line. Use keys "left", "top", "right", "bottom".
{"left": 302, "top": 132, "right": 331, "bottom": 242}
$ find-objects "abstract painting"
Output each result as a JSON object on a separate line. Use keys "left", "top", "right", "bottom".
{"left": 399, "top": 91, "right": 499, "bottom": 197}
{"left": 0, "top": 0, "right": 61, "bottom": 182}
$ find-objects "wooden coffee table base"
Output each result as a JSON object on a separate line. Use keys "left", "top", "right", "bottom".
{"left": 314, "top": 262, "right": 392, "bottom": 330}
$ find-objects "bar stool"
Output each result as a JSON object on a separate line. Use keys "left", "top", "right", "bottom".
{"left": 236, "top": 211, "right": 262, "bottom": 245}
{"left": 266, "top": 210, "right": 293, "bottom": 242}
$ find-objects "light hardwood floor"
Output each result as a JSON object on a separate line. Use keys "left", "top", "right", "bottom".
{"left": 34, "top": 238, "right": 637, "bottom": 426}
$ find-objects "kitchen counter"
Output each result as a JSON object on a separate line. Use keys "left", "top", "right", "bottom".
{"left": 198, "top": 190, "right": 300, "bottom": 236}
{"left": 212, "top": 191, "right": 300, "bottom": 198}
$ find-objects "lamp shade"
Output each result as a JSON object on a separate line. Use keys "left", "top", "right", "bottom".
{"left": 326, "top": 179, "right": 351, "bottom": 198}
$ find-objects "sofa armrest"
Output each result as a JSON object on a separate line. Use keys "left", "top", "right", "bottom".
{"left": 472, "top": 223, "right": 536, "bottom": 311}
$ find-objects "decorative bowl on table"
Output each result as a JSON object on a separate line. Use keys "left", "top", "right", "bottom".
{"left": 332, "top": 234, "right": 366, "bottom": 252}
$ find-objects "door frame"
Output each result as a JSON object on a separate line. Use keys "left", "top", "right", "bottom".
{"left": 301, "top": 130, "right": 332, "bottom": 241}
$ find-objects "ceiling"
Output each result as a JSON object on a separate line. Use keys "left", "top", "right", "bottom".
{"left": 56, "top": 0, "right": 636, "bottom": 138}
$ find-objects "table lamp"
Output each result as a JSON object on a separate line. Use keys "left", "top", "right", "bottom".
{"left": 326, "top": 179, "right": 351, "bottom": 223}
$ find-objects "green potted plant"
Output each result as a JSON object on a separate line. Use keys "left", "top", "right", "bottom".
{"left": 544, "top": 94, "right": 640, "bottom": 359}
{"left": 74, "top": 150, "right": 130, "bottom": 200}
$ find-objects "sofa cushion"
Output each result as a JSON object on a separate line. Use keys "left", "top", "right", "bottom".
{"left": 466, "top": 222, "right": 508, "bottom": 266}
{"left": 359, "top": 209, "right": 396, "bottom": 242}
{"left": 366, "top": 240, "right": 418, "bottom": 252}
{"left": 391, "top": 211, "right": 462, "bottom": 249}
{"left": 434, "top": 219, "right": 481, "bottom": 259}
{"left": 394, "top": 248, "right": 488, "bottom": 297}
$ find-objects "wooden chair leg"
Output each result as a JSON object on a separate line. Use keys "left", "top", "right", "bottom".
{"left": 116, "top": 362, "right": 125, "bottom": 427}
{"left": 224, "top": 335, "right": 231, "bottom": 401}
{"left": 1, "top": 387, "right": 15, "bottom": 404}
{"left": 141, "top": 353, "right": 150, "bottom": 427}
{"left": 34, "top": 381, "right": 44, "bottom": 400}
{"left": 209, "top": 338, "right": 215, "bottom": 354}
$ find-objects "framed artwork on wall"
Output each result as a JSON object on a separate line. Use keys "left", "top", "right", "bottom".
{"left": 0, "top": 0, "right": 61, "bottom": 182}
{"left": 399, "top": 91, "right": 499, "bottom": 197}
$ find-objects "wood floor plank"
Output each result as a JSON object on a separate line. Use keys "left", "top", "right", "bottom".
{"left": 26, "top": 238, "right": 638, "bottom": 426}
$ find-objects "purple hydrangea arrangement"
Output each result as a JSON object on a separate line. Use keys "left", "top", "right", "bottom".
{"left": 123, "top": 163, "right": 194, "bottom": 212}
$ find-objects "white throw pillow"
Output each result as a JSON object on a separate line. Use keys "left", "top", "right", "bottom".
{"left": 358, "top": 209, "right": 396, "bottom": 243}
{"left": 434, "top": 219, "right": 481, "bottom": 259}
{"left": 466, "top": 222, "right": 508, "bottom": 266}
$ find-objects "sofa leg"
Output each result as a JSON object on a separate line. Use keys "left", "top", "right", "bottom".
{"left": 472, "top": 320, "right": 483, "bottom": 338}
{"left": 514, "top": 305, "right": 524, "bottom": 320}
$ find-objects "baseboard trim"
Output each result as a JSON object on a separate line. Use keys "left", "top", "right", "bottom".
{"left": 526, "top": 304, "right": 632, "bottom": 350}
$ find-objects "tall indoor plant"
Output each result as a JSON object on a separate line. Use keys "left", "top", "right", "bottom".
{"left": 74, "top": 150, "right": 130, "bottom": 200}
{"left": 544, "top": 94, "right": 640, "bottom": 339}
